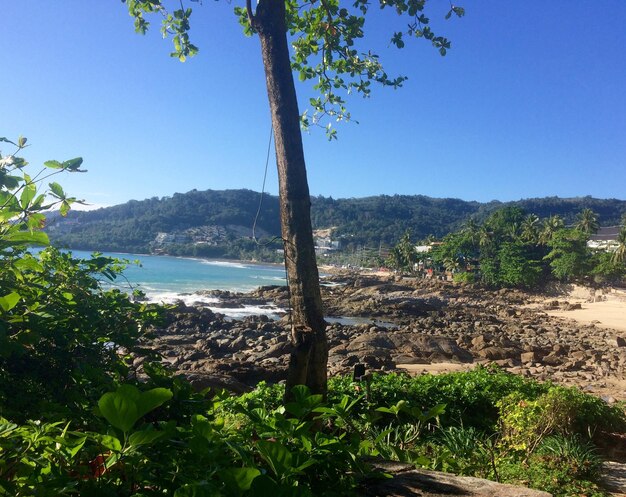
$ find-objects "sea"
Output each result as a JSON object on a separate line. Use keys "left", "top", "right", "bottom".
{"left": 67, "top": 250, "right": 389, "bottom": 326}
{"left": 69, "top": 250, "right": 288, "bottom": 319}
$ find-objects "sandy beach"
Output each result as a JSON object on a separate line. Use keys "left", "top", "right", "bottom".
{"left": 543, "top": 288, "right": 626, "bottom": 333}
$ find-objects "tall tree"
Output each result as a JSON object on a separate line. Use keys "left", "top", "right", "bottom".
{"left": 575, "top": 208, "right": 600, "bottom": 235}
{"left": 520, "top": 213, "right": 540, "bottom": 244}
{"left": 539, "top": 214, "right": 565, "bottom": 245}
{"left": 612, "top": 225, "right": 626, "bottom": 265}
{"left": 122, "top": 0, "right": 462, "bottom": 397}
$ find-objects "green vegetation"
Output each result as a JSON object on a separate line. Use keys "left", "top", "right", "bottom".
{"left": 46, "top": 190, "right": 626, "bottom": 262}
{"left": 2, "top": 139, "right": 625, "bottom": 495}
{"left": 3, "top": 364, "right": 624, "bottom": 496}
{"left": 389, "top": 205, "right": 626, "bottom": 288}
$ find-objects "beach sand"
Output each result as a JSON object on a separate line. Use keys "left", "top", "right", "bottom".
{"left": 543, "top": 287, "right": 626, "bottom": 333}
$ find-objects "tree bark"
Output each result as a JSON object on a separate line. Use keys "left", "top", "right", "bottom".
{"left": 254, "top": 0, "right": 328, "bottom": 399}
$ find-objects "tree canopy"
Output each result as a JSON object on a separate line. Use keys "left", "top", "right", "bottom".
{"left": 123, "top": 0, "right": 463, "bottom": 137}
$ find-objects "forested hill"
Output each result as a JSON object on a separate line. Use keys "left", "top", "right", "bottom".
{"left": 47, "top": 189, "right": 626, "bottom": 256}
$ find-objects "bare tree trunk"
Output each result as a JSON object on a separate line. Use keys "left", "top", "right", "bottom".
{"left": 255, "top": 0, "right": 328, "bottom": 399}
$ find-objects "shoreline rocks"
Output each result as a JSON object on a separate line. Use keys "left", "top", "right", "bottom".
{"left": 135, "top": 276, "right": 626, "bottom": 401}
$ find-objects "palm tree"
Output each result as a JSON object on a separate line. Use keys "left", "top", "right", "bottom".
{"left": 462, "top": 217, "right": 480, "bottom": 244}
{"left": 443, "top": 256, "right": 461, "bottom": 274}
{"left": 612, "top": 225, "right": 626, "bottom": 264}
{"left": 520, "top": 214, "right": 540, "bottom": 244}
{"left": 506, "top": 221, "right": 521, "bottom": 241}
{"left": 576, "top": 208, "right": 599, "bottom": 235}
{"left": 539, "top": 215, "right": 565, "bottom": 245}
{"left": 478, "top": 227, "right": 494, "bottom": 251}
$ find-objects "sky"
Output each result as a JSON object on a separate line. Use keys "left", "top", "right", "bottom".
{"left": 2, "top": 1, "right": 625, "bottom": 208}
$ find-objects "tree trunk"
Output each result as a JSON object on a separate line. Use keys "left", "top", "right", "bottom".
{"left": 255, "top": 0, "right": 328, "bottom": 399}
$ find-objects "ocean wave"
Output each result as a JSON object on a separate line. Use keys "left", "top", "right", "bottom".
{"left": 209, "top": 305, "right": 285, "bottom": 320}
{"left": 145, "top": 291, "right": 285, "bottom": 319}
{"left": 201, "top": 260, "right": 248, "bottom": 269}
{"left": 146, "top": 292, "right": 220, "bottom": 306}
{"left": 248, "top": 275, "right": 286, "bottom": 281}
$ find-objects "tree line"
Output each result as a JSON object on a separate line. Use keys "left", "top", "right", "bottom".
{"left": 386, "top": 206, "right": 626, "bottom": 288}
{"left": 47, "top": 189, "right": 626, "bottom": 260}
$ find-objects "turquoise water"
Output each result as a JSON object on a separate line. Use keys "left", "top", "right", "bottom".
{"left": 69, "top": 250, "right": 286, "bottom": 306}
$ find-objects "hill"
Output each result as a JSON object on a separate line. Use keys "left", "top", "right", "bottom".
{"left": 46, "top": 189, "right": 626, "bottom": 259}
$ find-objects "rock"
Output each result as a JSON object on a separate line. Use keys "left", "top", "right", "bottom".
{"left": 476, "top": 346, "right": 520, "bottom": 361}
{"left": 471, "top": 333, "right": 492, "bottom": 349}
{"left": 520, "top": 351, "right": 540, "bottom": 363}
{"left": 360, "top": 461, "right": 552, "bottom": 497}
{"left": 232, "top": 352, "right": 247, "bottom": 362}
{"left": 347, "top": 333, "right": 396, "bottom": 352}
{"left": 253, "top": 341, "right": 292, "bottom": 361}
{"left": 610, "top": 336, "right": 626, "bottom": 347}
{"left": 563, "top": 302, "right": 582, "bottom": 311}
{"left": 408, "top": 336, "right": 473, "bottom": 363}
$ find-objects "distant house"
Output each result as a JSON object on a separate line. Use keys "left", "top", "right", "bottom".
{"left": 588, "top": 226, "right": 621, "bottom": 251}
{"left": 314, "top": 237, "right": 341, "bottom": 255}
{"left": 414, "top": 241, "right": 443, "bottom": 253}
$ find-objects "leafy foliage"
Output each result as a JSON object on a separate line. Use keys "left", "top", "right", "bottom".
{"left": 0, "top": 137, "right": 163, "bottom": 423}
{"left": 411, "top": 204, "right": 626, "bottom": 288}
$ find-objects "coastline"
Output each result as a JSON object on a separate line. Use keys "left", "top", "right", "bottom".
{"left": 134, "top": 274, "right": 626, "bottom": 403}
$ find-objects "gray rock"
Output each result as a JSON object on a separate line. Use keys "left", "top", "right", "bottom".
{"left": 360, "top": 462, "right": 552, "bottom": 496}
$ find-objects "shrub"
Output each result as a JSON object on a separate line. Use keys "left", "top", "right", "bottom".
{"left": 453, "top": 272, "right": 475, "bottom": 284}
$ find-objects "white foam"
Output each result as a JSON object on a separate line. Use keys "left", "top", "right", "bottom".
{"left": 147, "top": 292, "right": 220, "bottom": 306}
{"left": 209, "top": 305, "right": 285, "bottom": 320}
{"left": 145, "top": 291, "right": 284, "bottom": 319}
{"left": 201, "top": 260, "right": 248, "bottom": 269}
{"left": 249, "top": 275, "right": 286, "bottom": 281}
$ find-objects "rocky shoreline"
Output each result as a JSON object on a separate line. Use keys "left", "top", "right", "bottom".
{"left": 134, "top": 275, "right": 626, "bottom": 402}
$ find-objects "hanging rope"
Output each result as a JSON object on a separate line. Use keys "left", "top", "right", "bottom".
{"left": 251, "top": 123, "right": 293, "bottom": 330}
{"left": 252, "top": 126, "right": 273, "bottom": 244}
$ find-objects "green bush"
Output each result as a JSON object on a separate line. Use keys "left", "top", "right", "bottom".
{"left": 498, "top": 386, "right": 626, "bottom": 454}
{"left": 452, "top": 272, "right": 475, "bottom": 284}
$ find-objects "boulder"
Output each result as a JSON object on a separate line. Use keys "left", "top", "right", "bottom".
{"left": 360, "top": 462, "right": 552, "bottom": 497}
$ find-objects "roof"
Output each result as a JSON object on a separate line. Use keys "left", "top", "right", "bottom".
{"left": 590, "top": 226, "right": 622, "bottom": 241}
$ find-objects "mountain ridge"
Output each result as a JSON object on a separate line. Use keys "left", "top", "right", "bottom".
{"left": 46, "top": 189, "right": 626, "bottom": 259}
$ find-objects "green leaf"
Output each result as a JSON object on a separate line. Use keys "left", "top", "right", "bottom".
{"left": 6, "top": 230, "right": 49, "bottom": 246}
{"left": 67, "top": 436, "right": 87, "bottom": 458}
{"left": 44, "top": 160, "right": 63, "bottom": 169}
{"left": 0, "top": 421, "right": 18, "bottom": 436}
{"left": 20, "top": 182, "right": 36, "bottom": 209}
{"left": 27, "top": 213, "right": 46, "bottom": 230}
{"left": 128, "top": 428, "right": 167, "bottom": 448}
{"left": 14, "top": 257, "right": 44, "bottom": 272}
{"left": 92, "top": 433, "right": 122, "bottom": 452}
{"left": 99, "top": 391, "right": 139, "bottom": 433}
{"left": 98, "top": 385, "right": 172, "bottom": 433}
{"left": 0, "top": 292, "right": 21, "bottom": 312}
{"left": 49, "top": 182, "right": 65, "bottom": 199}
{"left": 1, "top": 175, "right": 21, "bottom": 189}
{"left": 424, "top": 403, "right": 446, "bottom": 418}
{"left": 135, "top": 387, "right": 173, "bottom": 418}
{"left": 60, "top": 200, "right": 70, "bottom": 217}
{"left": 256, "top": 440, "right": 293, "bottom": 478}
{"left": 62, "top": 157, "right": 84, "bottom": 171}
{"left": 221, "top": 467, "right": 261, "bottom": 492}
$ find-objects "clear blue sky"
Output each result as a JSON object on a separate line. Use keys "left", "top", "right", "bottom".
{"left": 2, "top": 1, "right": 625, "bottom": 207}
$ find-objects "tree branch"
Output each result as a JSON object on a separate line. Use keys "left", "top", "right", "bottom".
{"left": 246, "top": 0, "right": 256, "bottom": 29}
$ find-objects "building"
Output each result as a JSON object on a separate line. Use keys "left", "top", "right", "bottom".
{"left": 588, "top": 226, "right": 621, "bottom": 252}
